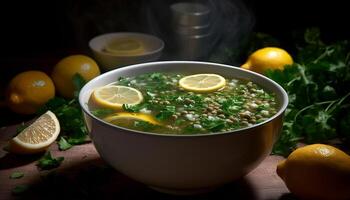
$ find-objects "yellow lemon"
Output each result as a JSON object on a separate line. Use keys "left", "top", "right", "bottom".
{"left": 241, "top": 47, "right": 293, "bottom": 74}
{"left": 91, "top": 85, "right": 143, "bottom": 111}
{"left": 179, "top": 74, "right": 226, "bottom": 93}
{"left": 277, "top": 144, "right": 350, "bottom": 200}
{"left": 9, "top": 111, "right": 60, "bottom": 154}
{"left": 52, "top": 55, "right": 101, "bottom": 99}
{"left": 104, "top": 112, "right": 161, "bottom": 126}
{"left": 105, "top": 38, "right": 145, "bottom": 56}
{"left": 6, "top": 71, "right": 55, "bottom": 115}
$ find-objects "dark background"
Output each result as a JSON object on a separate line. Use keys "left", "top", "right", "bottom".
{"left": 0, "top": 0, "right": 349, "bottom": 126}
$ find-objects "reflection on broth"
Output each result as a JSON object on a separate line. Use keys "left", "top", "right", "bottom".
{"left": 89, "top": 72, "right": 278, "bottom": 134}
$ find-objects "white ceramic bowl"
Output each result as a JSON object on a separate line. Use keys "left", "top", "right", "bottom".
{"left": 89, "top": 32, "right": 164, "bottom": 71}
{"left": 79, "top": 61, "right": 288, "bottom": 195}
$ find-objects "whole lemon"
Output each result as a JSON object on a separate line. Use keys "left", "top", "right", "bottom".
{"left": 241, "top": 47, "right": 293, "bottom": 74}
{"left": 52, "top": 55, "right": 100, "bottom": 99}
{"left": 277, "top": 144, "right": 350, "bottom": 200}
{"left": 6, "top": 71, "right": 55, "bottom": 115}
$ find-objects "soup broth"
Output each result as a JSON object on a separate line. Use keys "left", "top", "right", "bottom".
{"left": 89, "top": 72, "right": 278, "bottom": 134}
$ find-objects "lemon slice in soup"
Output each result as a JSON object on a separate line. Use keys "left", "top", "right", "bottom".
{"left": 92, "top": 85, "right": 143, "bottom": 110}
{"left": 104, "top": 112, "right": 161, "bottom": 126}
{"left": 179, "top": 74, "right": 226, "bottom": 92}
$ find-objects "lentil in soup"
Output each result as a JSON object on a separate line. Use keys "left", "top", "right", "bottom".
{"left": 89, "top": 72, "right": 278, "bottom": 134}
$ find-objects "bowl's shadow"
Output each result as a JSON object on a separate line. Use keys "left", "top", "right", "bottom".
{"left": 17, "top": 158, "right": 258, "bottom": 200}
{"left": 0, "top": 152, "right": 44, "bottom": 169}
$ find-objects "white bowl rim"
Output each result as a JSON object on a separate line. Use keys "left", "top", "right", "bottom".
{"left": 79, "top": 61, "right": 289, "bottom": 138}
{"left": 88, "top": 32, "right": 165, "bottom": 58}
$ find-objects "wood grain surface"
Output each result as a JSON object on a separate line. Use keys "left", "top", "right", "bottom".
{"left": 0, "top": 124, "right": 295, "bottom": 200}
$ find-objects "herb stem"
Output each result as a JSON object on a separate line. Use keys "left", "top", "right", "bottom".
{"left": 327, "top": 91, "right": 350, "bottom": 114}
{"left": 297, "top": 64, "right": 309, "bottom": 84}
{"left": 312, "top": 46, "right": 335, "bottom": 64}
{"left": 294, "top": 100, "right": 334, "bottom": 121}
{"left": 286, "top": 77, "right": 299, "bottom": 87}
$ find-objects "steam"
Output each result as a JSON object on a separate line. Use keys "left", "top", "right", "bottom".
{"left": 143, "top": 0, "right": 255, "bottom": 63}
{"left": 67, "top": 0, "right": 254, "bottom": 64}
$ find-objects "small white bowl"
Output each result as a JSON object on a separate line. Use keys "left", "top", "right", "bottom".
{"left": 89, "top": 32, "right": 164, "bottom": 71}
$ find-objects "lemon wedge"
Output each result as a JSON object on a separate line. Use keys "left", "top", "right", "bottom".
{"left": 9, "top": 111, "right": 60, "bottom": 154}
{"left": 92, "top": 85, "right": 143, "bottom": 110}
{"left": 179, "top": 74, "right": 226, "bottom": 93}
{"left": 105, "top": 38, "right": 145, "bottom": 56}
{"left": 104, "top": 112, "right": 161, "bottom": 126}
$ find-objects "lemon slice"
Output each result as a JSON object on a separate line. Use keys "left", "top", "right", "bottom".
{"left": 105, "top": 38, "right": 145, "bottom": 56}
{"left": 9, "top": 111, "right": 60, "bottom": 154}
{"left": 179, "top": 74, "right": 226, "bottom": 92}
{"left": 104, "top": 112, "right": 161, "bottom": 126}
{"left": 92, "top": 85, "right": 143, "bottom": 110}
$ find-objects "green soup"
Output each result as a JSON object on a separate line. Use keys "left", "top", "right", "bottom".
{"left": 89, "top": 72, "right": 278, "bottom": 134}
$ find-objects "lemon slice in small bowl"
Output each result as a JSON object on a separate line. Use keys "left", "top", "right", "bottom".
{"left": 179, "top": 74, "right": 226, "bottom": 93}
{"left": 104, "top": 38, "right": 145, "bottom": 56}
{"left": 9, "top": 111, "right": 60, "bottom": 154}
{"left": 91, "top": 85, "right": 143, "bottom": 110}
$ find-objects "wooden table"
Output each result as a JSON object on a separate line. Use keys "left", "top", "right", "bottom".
{"left": 0, "top": 125, "right": 293, "bottom": 200}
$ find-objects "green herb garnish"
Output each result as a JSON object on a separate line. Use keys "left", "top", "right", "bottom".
{"left": 36, "top": 151, "right": 64, "bottom": 170}
{"left": 91, "top": 108, "right": 115, "bottom": 118}
{"left": 156, "top": 106, "right": 176, "bottom": 121}
{"left": 72, "top": 73, "right": 87, "bottom": 98}
{"left": 37, "top": 74, "right": 88, "bottom": 146}
{"left": 265, "top": 28, "right": 350, "bottom": 156}
{"left": 11, "top": 185, "right": 29, "bottom": 195}
{"left": 10, "top": 172, "right": 24, "bottom": 179}
{"left": 58, "top": 137, "right": 72, "bottom": 151}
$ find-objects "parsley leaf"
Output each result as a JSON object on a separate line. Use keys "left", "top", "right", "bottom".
{"left": 200, "top": 117, "right": 226, "bottom": 132}
{"left": 58, "top": 137, "right": 72, "bottom": 151}
{"left": 156, "top": 106, "right": 176, "bottom": 121}
{"left": 122, "top": 104, "right": 148, "bottom": 113}
{"left": 36, "top": 151, "right": 64, "bottom": 170}
{"left": 12, "top": 185, "right": 29, "bottom": 195}
{"left": 134, "top": 120, "right": 158, "bottom": 132}
{"left": 91, "top": 108, "right": 115, "bottom": 118}
{"left": 10, "top": 172, "right": 24, "bottom": 179}
{"left": 72, "top": 73, "right": 87, "bottom": 98}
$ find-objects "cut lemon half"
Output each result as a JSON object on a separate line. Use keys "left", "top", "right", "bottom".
{"left": 179, "top": 74, "right": 226, "bottom": 92}
{"left": 9, "top": 111, "right": 60, "bottom": 154}
{"left": 104, "top": 112, "right": 161, "bottom": 127}
{"left": 92, "top": 85, "right": 143, "bottom": 110}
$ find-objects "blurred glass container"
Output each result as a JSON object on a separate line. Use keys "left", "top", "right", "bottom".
{"left": 174, "top": 33, "right": 213, "bottom": 60}
{"left": 171, "top": 2, "right": 211, "bottom": 26}
{"left": 170, "top": 2, "right": 213, "bottom": 60}
{"left": 174, "top": 23, "right": 211, "bottom": 36}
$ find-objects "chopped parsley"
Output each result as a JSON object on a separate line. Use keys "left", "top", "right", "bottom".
{"left": 36, "top": 151, "right": 64, "bottom": 170}
{"left": 10, "top": 172, "right": 24, "bottom": 179}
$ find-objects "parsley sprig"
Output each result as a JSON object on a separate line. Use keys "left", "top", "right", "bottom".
{"left": 265, "top": 28, "right": 350, "bottom": 156}
{"left": 37, "top": 74, "right": 88, "bottom": 148}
